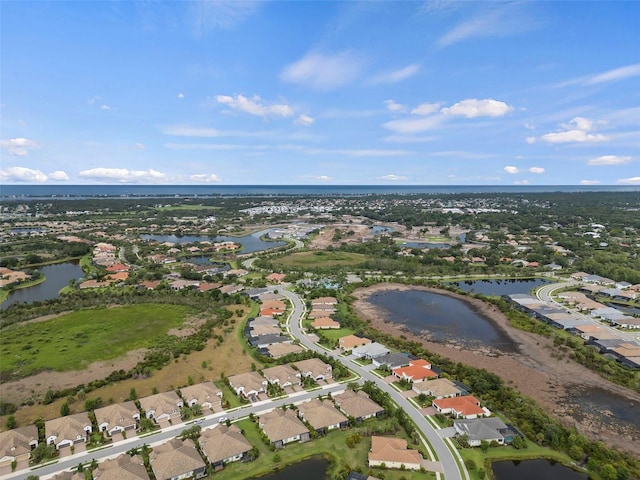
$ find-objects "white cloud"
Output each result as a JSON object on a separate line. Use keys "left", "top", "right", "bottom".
{"left": 437, "top": 3, "right": 540, "bottom": 47}
{"left": 528, "top": 167, "right": 545, "bottom": 174}
{"left": 216, "top": 94, "right": 293, "bottom": 118}
{"left": 280, "top": 51, "right": 365, "bottom": 90}
{"left": 540, "top": 116, "right": 609, "bottom": 144}
{"left": 315, "top": 175, "right": 332, "bottom": 181}
{"left": 1, "top": 167, "right": 48, "bottom": 182}
{"left": 379, "top": 174, "right": 408, "bottom": 181}
{"left": 1, "top": 137, "right": 38, "bottom": 156}
{"left": 385, "top": 99, "right": 407, "bottom": 113}
{"left": 441, "top": 98, "right": 513, "bottom": 118}
{"left": 588, "top": 63, "right": 640, "bottom": 85}
{"left": 177, "top": 93, "right": 185, "bottom": 99}
{"left": 48, "top": 170, "right": 69, "bottom": 181}
{"left": 587, "top": 155, "right": 632, "bottom": 166}
{"left": 526, "top": 137, "right": 536, "bottom": 144}
{"left": 580, "top": 180, "right": 601, "bottom": 185}
{"left": 369, "top": 63, "right": 420, "bottom": 85}
{"left": 100, "top": 104, "right": 111, "bottom": 111}
{"left": 190, "top": 0, "right": 261, "bottom": 35}
{"left": 295, "top": 114, "right": 315, "bottom": 126}
{"left": 411, "top": 103, "right": 441, "bottom": 116}
{"left": 514, "top": 179, "right": 530, "bottom": 185}
{"left": 617, "top": 177, "right": 640, "bottom": 185}
{"left": 383, "top": 115, "right": 443, "bottom": 134}
{"left": 87, "top": 95, "right": 101, "bottom": 105}
{"left": 78, "top": 168, "right": 167, "bottom": 183}
{"left": 189, "top": 173, "right": 222, "bottom": 183}
{"left": 504, "top": 166, "right": 519, "bottom": 174}
{"left": 135, "top": 143, "right": 145, "bottom": 150}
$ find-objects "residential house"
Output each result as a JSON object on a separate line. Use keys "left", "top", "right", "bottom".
{"left": 258, "top": 408, "right": 310, "bottom": 449}
{"left": 453, "top": 418, "right": 515, "bottom": 447}
{"left": 293, "top": 358, "right": 332, "bottom": 382}
{"left": 227, "top": 372, "right": 267, "bottom": 400}
{"left": 250, "top": 324, "right": 282, "bottom": 337}
{"left": 45, "top": 412, "right": 92, "bottom": 449}
{"left": 249, "top": 334, "right": 293, "bottom": 349}
{"left": 94, "top": 401, "right": 140, "bottom": 436}
{"left": 169, "top": 279, "right": 199, "bottom": 291}
{"left": 261, "top": 299, "right": 287, "bottom": 311}
{"left": 264, "top": 343, "right": 304, "bottom": 359}
{"left": 219, "top": 284, "right": 244, "bottom": 295}
{"left": 412, "top": 378, "right": 462, "bottom": 399}
{"left": 180, "top": 382, "right": 223, "bottom": 411}
{"left": 139, "top": 391, "right": 183, "bottom": 424}
{"left": 371, "top": 353, "right": 412, "bottom": 370}
{"left": 308, "top": 309, "right": 336, "bottom": 318}
{"left": 266, "top": 273, "right": 287, "bottom": 283}
{"left": 297, "top": 399, "right": 349, "bottom": 435}
{"left": 311, "top": 297, "right": 338, "bottom": 307}
{"left": 351, "top": 342, "right": 390, "bottom": 360}
{"left": 338, "top": 335, "right": 371, "bottom": 352}
{"left": 199, "top": 425, "right": 253, "bottom": 471}
{"left": 432, "top": 395, "right": 488, "bottom": 419}
{"left": 50, "top": 471, "right": 85, "bottom": 480}
{"left": 150, "top": 438, "right": 207, "bottom": 480}
{"left": 92, "top": 453, "right": 149, "bottom": 480}
{"left": 311, "top": 317, "right": 340, "bottom": 329}
{"left": 367, "top": 436, "right": 422, "bottom": 471}
{"left": 333, "top": 390, "right": 385, "bottom": 422}
{"left": 392, "top": 359, "right": 438, "bottom": 383}
{"left": 262, "top": 364, "right": 301, "bottom": 389}
{"left": 0, "top": 425, "right": 38, "bottom": 471}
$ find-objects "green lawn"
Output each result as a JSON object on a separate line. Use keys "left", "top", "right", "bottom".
{"left": 1, "top": 303, "right": 194, "bottom": 378}
{"left": 271, "top": 251, "right": 367, "bottom": 269}
{"left": 317, "top": 328, "right": 355, "bottom": 341}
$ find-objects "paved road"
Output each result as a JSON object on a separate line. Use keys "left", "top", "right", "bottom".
{"left": 279, "top": 289, "right": 466, "bottom": 480}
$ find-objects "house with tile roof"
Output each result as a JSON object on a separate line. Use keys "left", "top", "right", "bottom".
{"left": 392, "top": 359, "right": 438, "bottom": 383}
{"left": 351, "top": 342, "right": 390, "bottom": 359}
{"left": 453, "top": 418, "right": 514, "bottom": 447}
{"left": 264, "top": 343, "right": 305, "bottom": 359}
{"left": 262, "top": 364, "right": 301, "bottom": 389}
{"left": 338, "top": 334, "right": 371, "bottom": 352}
{"left": 412, "top": 378, "right": 462, "bottom": 399}
{"left": 199, "top": 425, "right": 252, "bottom": 470}
{"left": 92, "top": 453, "right": 150, "bottom": 480}
{"left": 45, "top": 412, "right": 92, "bottom": 449}
{"left": 227, "top": 372, "right": 267, "bottom": 400}
{"left": 333, "top": 390, "right": 385, "bottom": 422}
{"left": 94, "top": 401, "right": 140, "bottom": 436}
{"left": 368, "top": 436, "right": 422, "bottom": 471}
{"left": 259, "top": 408, "right": 310, "bottom": 449}
{"left": 0, "top": 425, "right": 38, "bottom": 472}
{"left": 432, "top": 395, "right": 488, "bottom": 419}
{"left": 139, "top": 391, "right": 183, "bottom": 424}
{"left": 311, "top": 317, "right": 341, "bottom": 329}
{"left": 293, "top": 358, "right": 332, "bottom": 382}
{"left": 51, "top": 471, "right": 86, "bottom": 480}
{"left": 297, "top": 399, "right": 349, "bottom": 435}
{"left": 180, "top": 381, "right": 223, "bottom": 411}
{"left": 150, "top": 438, "right": 207, "bottom": 480}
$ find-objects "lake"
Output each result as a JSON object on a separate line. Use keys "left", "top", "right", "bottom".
{"left": 367, "top": 289, "right": 518, "bottom": 351}
{"left": 254, "top": 458, "right": 328, "bottom": 480}
{"left": 401, "top": 241, "right": 451, "bottom": 249}
{"left": 447, "top": 278, "right": 553, "bottom": 296}
{"left": 1, "top": 262, "right": 84, "bottom": 309}
{"left": 140, "top": 229, "right": 285, "bottom": 254}
{"left": 492, "top": 459, "right": 588, "bottom": 480}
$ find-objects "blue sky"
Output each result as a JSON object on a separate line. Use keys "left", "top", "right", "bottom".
{"left": 1, "top": 1, "right": 639, "bottom": 185}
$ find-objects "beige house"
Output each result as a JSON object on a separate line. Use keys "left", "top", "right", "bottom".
{"left": 338, "top": 334, "right": 371, "bottom": 352}
{"left": 50, "top": 471, "right": 85, "bottom": 480}
{"left": 139, "top": 391, "right": 183, "bottom": 423}
{"left": 333, "top": 390, "right": 385, "bottom": 422}
{"left": 150, "top": 438, "right": 207, "bottom": 480}
{"left": 266, "top": 343, "right": 305, "bottom": 359}
{"left": 311, "top": 317, "right": 340, "bottom": 329}
{"left": 45, "top": 412, "right": 92, "bottom": 449}
{"left": 311, "top": 297, "right": 338, "bottom": 306}
{"left": 297, "top": 399, "right": 349, "bottom": 434}
{"left": 412, "top": 378, "right": 462, "bottom": 399}
{"left": 93, "top": 453, "right": 149, "bottom": 480}
{"left": 199, "top": 425, "right": 252, "bottom": 470}
{"left": 259, "top": 408, "right": 310, "bottom": 449}
{"left": 368, "top": 436, "right": 422, "bottom": 471}
{"left": 227, "top": 372, "right": 267, "bottom": 399}
{"left": 262, "top": 364, "right": 301, "bottom": 389}
{"left": 180, "top": 382, "right": 223, "bottom": 411}
{"left": 293, "top": 358, "right": 332, "bottom": 382}
{"left": 0, "top": 425, "right": 38, "bottom": 471}
{"left": 94, "top": 401, "right": 140, "bottom": 436}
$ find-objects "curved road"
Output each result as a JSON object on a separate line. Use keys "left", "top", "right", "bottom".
{"left": 279, "top": 288, "right": 466, "bottom": 480}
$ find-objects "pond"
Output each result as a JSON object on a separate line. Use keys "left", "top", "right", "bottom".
{"left": 140, "top": 229, "right": 286, "bottom": 254}
{"left": 367, "top": 289, "right": 518, "bottom": 352}
{"left": 254, "top": 458, "right": 328, "bottom": 480}
{"left": 401, "top": 242, "right": 451, "bottom": 249}
{"left": 569, "top": 385, "right": 640, "bottom": 430}
{"left": 492, "top": 459, "right": 589, "bottom": 480}
{"left": 1, "top": 262, "right": 84, "bottom": 309}
{"left": 371, "top": 225, "right": 393, "bottom": 235}
{"left": 447, "top": 278, "right": 553, "bottom": 296}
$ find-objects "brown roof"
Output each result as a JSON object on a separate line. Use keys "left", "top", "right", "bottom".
{"left": 139, "top": 391, "right": 183, "bottom": 418}
{"left": 311, "top": 317, "right": 340, "bottom": 329}
{"left": 46, "top": 412, "right": 91, "bottom": 444}
{"left": 259, "top": 408, "right": 309, "bottom": 443}
{"left": 311, "top": 297, "right": 338, "bottom": 305}
{"left": 93, "top": 454, "right": 150, "bottom": 480}
{"left": 292, "top": 358, "right": 332, "bottom": 379}
{"left": 150, "top": 438, "right": 206, "bottom": 480}
{"left": 262, "top": 364, "right": 300, "bottom": 385}
{"left": 0, "top": 425, "right": 38, "bottom": 460}
{"left": 251, "top": 324, "right": 282, "bottom": 336}
{"left": 266, "top": 343, "right": 305, "bottom": 358}
{"left": 368, "top": 436, "right": 422, "bottom": 466}
{"left": 199, "top": 424, "right": 252, "bottom": 464}
{"left": 297, "top": 399, "right": 348, "bottom": 430}
{"left": 51, "top": 471, "right": 86, "bottom": 480}
{"left": 339, "top": 334, "right": 371, "bottom": 350}
{"left": 334, "top": 390, "right": 384, "bottom": 419}
{"left": 94, "top": 401, "right": 140, "bottom": 430}
{"left": 308, "top": 309, "right": 336, "bottom": 318}
{"left": 262, "top": 299, "right": 287, "bottom": 310}
{"left": 228, "top": 371, "right": 266, "bottom": 395}
{"left": 180, "top": 381, "right": 222, "bottom": 407}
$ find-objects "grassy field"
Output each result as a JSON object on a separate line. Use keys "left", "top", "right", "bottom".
{"left": 271, "top": 251, "right": 367, "bottom": 269}
{"left": 1, "top": 304, "right": 193, "bottom": 377}
{"left": 211, "top": 417, "right": 436, "bottom": 480}
{"left": 317, "top": 327, "right": 355, "bottom": 341}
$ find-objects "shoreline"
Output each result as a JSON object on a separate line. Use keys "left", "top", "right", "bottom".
{"left": 351, "top": 282, "right": 640, "bottom": 456}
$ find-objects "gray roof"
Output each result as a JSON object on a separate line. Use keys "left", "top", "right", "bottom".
{"left": 373, "top": 352, "right": 412, "bottom": 369}
{"left": 351, "top": 342, "right": 391, "bottom": 358}
{"left": 454, "top": 418, "right": 509, "bottom": 442}
{"left": 199, "top": 425, "right": 252, "bottom": 464}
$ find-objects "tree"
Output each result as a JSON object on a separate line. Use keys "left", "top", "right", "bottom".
{"left": 5, "top": 416, "right": 17, "bottom": 430}
{"left": 129, "top": 388, "right": 138, "bottom": 401}
{"left": 60, "top": 402, "right": 70, "bottom": 417}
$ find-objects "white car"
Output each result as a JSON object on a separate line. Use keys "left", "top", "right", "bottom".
{"left": 218, "top": 416, "right": 228, "bottom": 424}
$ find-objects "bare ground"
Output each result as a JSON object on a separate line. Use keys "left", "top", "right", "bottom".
{"left": 352, "top": 283, "right": 640, "bottom": 456}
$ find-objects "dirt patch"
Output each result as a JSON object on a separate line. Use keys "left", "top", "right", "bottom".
{"left": 352, "top": 283, "right": 640, "bottom": 456}
{"left": 168, "top": 315, "right": 207, "bottom": 337}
